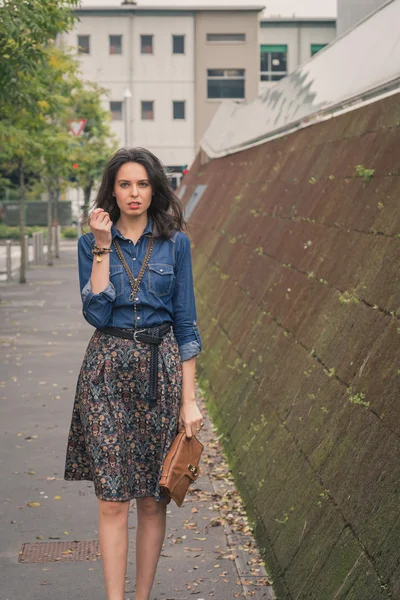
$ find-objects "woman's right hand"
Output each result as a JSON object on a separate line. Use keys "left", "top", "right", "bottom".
{"left": 89, "top": 208, "right": 112, "bottom": 247}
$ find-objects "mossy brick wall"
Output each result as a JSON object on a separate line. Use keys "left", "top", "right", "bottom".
{"left": 183, "top": 93, "right": 400, "bottom": 600}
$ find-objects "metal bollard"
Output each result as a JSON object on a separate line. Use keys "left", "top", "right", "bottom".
{"left": 6, "top": 240, "right": 12, "bottom": 282}
{"left": 55, "top": 224, "right": 61, "bottom": 258}
{"left": 51, "top": 225, "right": 56, "bottom": 259}
{"left": 24, "top": 234, "right": 29, "bottom": 270}
{"left": 33, "top": 232, "right": 38, "bottom": 265}
{"left": 39, "top": 231, "right": 44, "bottom": 264}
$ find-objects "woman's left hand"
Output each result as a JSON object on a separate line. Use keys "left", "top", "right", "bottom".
{"left": 179, "top": 399, "right": 203, "bottom": 438}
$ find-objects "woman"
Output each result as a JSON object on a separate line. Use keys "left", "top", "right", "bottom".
{"left": 64, "top": 147, "right": 203, "bottom": 600}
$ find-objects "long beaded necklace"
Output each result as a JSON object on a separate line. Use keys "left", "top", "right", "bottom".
{"left": 113, "top": 237, "right": 154, "bottom": 327}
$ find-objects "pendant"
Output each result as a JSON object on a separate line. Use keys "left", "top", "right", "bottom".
{"left": 95, "top": 255, "right": 103, "bottom": 263}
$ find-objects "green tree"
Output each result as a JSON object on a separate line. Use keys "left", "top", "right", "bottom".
{"left": 0, "top": 0, "right": 79, "bottom": 113}
{"left": 68, "top": 82, "right": 118, "bottom": 218}
{"left": 0, "top": 1, "right": 78, "bottom": 281}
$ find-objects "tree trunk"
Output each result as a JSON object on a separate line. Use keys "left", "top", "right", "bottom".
{"left": 47, "top": 185, "right": 53, "bottom": 266}
{"left": 54, "top": 184, "right": 60, "bottom": 259}
{"left": 19, "top": 165, "right": 26, "bottom": 284}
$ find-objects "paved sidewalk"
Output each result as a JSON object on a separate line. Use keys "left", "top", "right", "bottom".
{"left": 0, "top": 244, "right": 275, "bottom": 600}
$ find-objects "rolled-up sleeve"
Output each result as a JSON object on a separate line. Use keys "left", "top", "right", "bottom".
{"left": 172, "top": 233, "right": 202, "bottom": 361}
{"left": 78, "top": 235, "right": 116, "bottom": 328}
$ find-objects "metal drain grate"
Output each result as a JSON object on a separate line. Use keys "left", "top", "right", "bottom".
{"left": 19, "top": 540, "right": 101, "bottom": 563}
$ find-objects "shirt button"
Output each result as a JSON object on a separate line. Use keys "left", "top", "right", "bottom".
{"left": 137, "top": 316, "right": 140, "bottom": 320}
{"left": 129, "top": 240, "right": 132, "bottom": 243}
{"left": 135, "top": 297, "right": 139, "bottom": 301}
{"left": 133, "top": 258, "right": 136, "bottom": 261}
{"left": 160, "top": 269, "right": 163, "bottom": 272}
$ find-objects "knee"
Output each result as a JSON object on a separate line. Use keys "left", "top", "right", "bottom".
{"left": 136, "top": 497, "right": 166, "bottom": 518}
{"left": 98, "top": 499, "right": 130, "bottom": 520}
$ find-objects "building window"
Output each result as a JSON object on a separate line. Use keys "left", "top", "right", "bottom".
{"left": 207, "top": 69, "right": 245, "bottom": 99}
{"left": 173, "top": 101, "right": 185, "bottom": 120}
{"left": 173, "top": 35, "right": 185, "bottom": 54}
{"left": 141, "top": 101, "right": 154, "bottom": 120}
{"left": 311, "top": 43, "right": 327, "bottom": 56}
{"left": 110, "top": 101, "right": 123, "bottom": 121}
{"left": 141, "top": 35, "right": 153, "bottom": 54}
{"left": 206, "top": 33, "right": 246, "bottom": 42}
{"left": 109, "top": 35, "right": 122, "bottom": 55}
{"left": 260, "top": 44, "right": 288, "bottom": 81}
{"left": 77, "top": 35, "right": 90, "bottom": 54}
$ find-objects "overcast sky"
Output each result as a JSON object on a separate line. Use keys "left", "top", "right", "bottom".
{"left": 80, "top": 0, "right": 337, "bottom": 18}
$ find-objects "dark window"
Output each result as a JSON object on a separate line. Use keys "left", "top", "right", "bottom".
{"left": 207, "top": 68, "right": 245, "bottom": 99}
{"left": 141, "top": 35, "right": 153, "bottom": 54}
{"left": 77, "top": 35, "right": 90, "bottom": 54}
{"left": 173, "top": 35, "right": 185, "bottom": 54}
{"left": 141, "top": 101, "right": 154, "bottom": 120}
{"left": 173, "top": 101, "right": 185, "bottom": 119}
{"left": 110, "top": 101, "right": 123, "bottom": 120}
{"left": 206, "top": 33, "right": 246, "bottom": 42}
{"left": 109, "top": 35, "right": 122, "bottom": 55}
{"left": 311, "top": 43, "right": 327, "bottom": 56}
{"left": 260, "top": 44, "right": 288, "bottom": 81}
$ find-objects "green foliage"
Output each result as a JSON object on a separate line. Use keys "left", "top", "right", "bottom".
{"left": 0, "top": 224, "right": 45, "bottom": 239}
{"left": 354, "top": 164, "right": 375, "bottom": 182}
{"left": 339, "top": 290, "right": 360, "bottom": 304}
{"left": 0, "top": 0, "right": 79, "bottom": 113}
{"left": 62, "top": 226, "right": 78, "bottom": 239}
{"left": 347, "top": 387, "right": 370, "bottom": 408}
{"left": 66, "top": 82, "right": 118, "bottom": 212}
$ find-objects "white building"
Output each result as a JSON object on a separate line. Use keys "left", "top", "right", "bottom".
{"left": 259, "top": 17, "right": 336, "bottom": 93}
{"left": 337, "top": 0, "right": 386, "bottom": 35}
{"left": 59, "top": 4, "right": 336, "bottom": 184}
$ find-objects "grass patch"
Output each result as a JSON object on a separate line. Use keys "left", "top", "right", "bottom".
{"left": 0, "top": 224, "right": 46, "bottom": 239}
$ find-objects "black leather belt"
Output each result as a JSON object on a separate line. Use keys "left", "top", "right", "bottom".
{"left": 97, "top": 323, "right": 172, "bottom": 407}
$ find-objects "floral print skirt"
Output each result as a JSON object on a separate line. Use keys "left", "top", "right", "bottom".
{"left": 64, "top": 328, "right": 182, "bottom": 502}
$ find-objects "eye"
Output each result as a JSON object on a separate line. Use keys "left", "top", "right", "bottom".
{"left": 139, "top": 182, "right": 148, "bottom": 187}
{"left": 120, "top": 182, "right": 129, "bottom": 188}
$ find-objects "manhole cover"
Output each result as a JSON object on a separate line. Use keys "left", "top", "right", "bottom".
{"left": 19, "top": 540, "right": 101, "bottom": 563}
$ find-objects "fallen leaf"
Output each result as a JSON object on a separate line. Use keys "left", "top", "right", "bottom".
{"left": 54, "top": 496, "right": 62, "bottom": 500}
{"left": 27, "top": 502, "right": 41, "bottom": 508}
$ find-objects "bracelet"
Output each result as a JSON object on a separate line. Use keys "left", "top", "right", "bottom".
{"left": 92, "top": 245, "right": 113, "bottom": 256}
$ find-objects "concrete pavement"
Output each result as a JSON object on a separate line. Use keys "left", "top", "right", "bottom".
{"left": 0, "top": 242, "right": 275, "bottom": 600}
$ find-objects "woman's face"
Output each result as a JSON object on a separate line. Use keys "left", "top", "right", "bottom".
{"left": 113, "top": 161, "right": 153, "bottom": 219}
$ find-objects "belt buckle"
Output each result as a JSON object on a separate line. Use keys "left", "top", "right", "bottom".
{"left": 134, "top": 328, "right": 146, "bottom": 343}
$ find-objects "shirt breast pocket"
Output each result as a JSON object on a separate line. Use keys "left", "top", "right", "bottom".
{"left": 109, "top": 265, "right": 124, "bottom": 298}
{"left": 148, "top": 263, "right": 175, "bottom": 298}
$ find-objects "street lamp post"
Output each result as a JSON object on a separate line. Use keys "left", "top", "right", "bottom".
{"left": 123, "top": 87, "right": 132, "bottom": 147}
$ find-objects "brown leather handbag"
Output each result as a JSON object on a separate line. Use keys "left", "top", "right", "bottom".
{"left": 159, "top": 427, "right": 204, "bottom": 507}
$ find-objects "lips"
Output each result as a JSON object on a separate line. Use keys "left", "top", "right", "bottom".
{"left": 128, "top": 202, "right": 141, "bottom": 207}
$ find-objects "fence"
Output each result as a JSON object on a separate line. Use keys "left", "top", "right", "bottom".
{"left": 1, "top": 226, "right": 61, "bottom": 282}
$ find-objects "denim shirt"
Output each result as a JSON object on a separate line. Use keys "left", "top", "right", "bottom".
{"left": 78, "top": 217, "right": 202, "bottom": 362}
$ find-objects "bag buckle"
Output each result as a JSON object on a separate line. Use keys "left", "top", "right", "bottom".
{"left": 188, "top": 464, "right": 198, "bottom": 476}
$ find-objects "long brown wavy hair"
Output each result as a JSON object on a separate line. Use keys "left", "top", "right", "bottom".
{"left": 93, "top": 147, "right": 187, "bottom": 239}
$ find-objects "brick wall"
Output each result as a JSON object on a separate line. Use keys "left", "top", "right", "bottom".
{"left": 182, "top": 93, "right": 400, "bottom": 599}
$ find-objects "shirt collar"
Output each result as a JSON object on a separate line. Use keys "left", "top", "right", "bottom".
{"left": 111, "top": 216, "right": 153, "bottom": 240}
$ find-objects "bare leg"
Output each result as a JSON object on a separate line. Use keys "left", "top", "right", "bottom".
{"left": 98, "top": 498, "right": 130, "bottom": 600}
{"left": 135, "top": 496, "right": 168, "bottom": 600}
